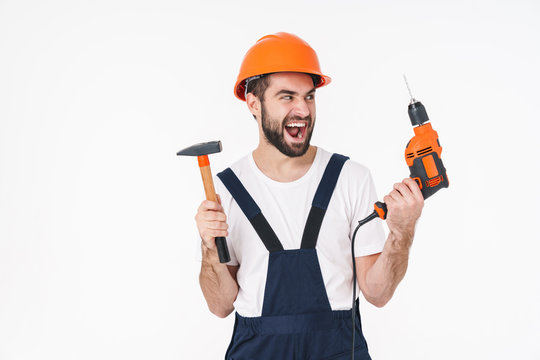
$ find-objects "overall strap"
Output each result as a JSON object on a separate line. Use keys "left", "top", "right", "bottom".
{"left": 300, "top": 153, "right": 349, "bottom": 249}
{"left": 217, "top": 168, "right": 284, "bottom": 253}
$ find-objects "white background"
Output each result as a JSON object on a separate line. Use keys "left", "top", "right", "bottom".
{"left": 1, "top": 0, "right": 539, "bottom": 359}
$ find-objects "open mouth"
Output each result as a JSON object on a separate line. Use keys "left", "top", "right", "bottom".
{"left": 284, "top": 121, "right": 307, "bottom": 140}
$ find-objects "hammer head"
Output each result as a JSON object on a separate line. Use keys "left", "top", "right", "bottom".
{"left": 176, "top": 141, "right": 222, "bottom": 157}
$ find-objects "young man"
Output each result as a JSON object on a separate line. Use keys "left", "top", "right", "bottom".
{"left": 195, "top": 32, "right": 424, "bottom": 359}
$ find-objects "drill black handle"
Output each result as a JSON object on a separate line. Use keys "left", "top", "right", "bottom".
{"left": 215, "top": 237, "right": 231, "bottom": 263}
{"left": 409, "top": 151, "right": 449, "bottom": 200}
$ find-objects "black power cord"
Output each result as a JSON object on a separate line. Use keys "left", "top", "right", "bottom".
{"left": 350, "top": 210, "right": 380, "bottom": 360}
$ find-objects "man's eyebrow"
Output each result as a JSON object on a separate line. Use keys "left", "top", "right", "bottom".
{"left": 274, "top": 89, "right": 297, "bottom": 97}
{"left": 274, "top": 88, "right": 316, "bottom": 97}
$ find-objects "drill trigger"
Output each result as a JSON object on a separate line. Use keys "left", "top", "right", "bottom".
{"left": 412, "top": 177, "right": 423, "bottom": 189}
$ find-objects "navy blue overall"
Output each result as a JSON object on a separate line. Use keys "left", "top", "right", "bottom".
{"left": 217, "top": 154, "right": 371, "bottom": 360}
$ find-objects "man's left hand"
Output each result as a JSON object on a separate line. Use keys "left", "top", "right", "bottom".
{"left": 383, "top": 178, "right": 424, "bottom": 242}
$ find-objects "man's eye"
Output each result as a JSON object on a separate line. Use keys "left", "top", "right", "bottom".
{"left": 306, "top": 94, "right": 314, "bottom": 100}
{"left": 282, "top": 96, "right": 292, "bottom": 100}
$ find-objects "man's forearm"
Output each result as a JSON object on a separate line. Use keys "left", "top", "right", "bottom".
{"left": 362, "top": 229, "right": 413, "bottom": 307}
{"left": 199, "top": 244, "right": 238, "bottom": 318}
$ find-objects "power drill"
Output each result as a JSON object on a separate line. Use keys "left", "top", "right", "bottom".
{"left": 372, "top": 76, "right": 449, "bottom": 219}
{"left": 349, "top": 77, "right": 449, "bottom": 359}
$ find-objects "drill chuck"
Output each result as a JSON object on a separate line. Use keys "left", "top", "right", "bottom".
{"left": 408, "top": 101, "right": 430, "bottom": 126}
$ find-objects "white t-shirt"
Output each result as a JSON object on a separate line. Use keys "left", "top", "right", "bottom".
{"left": 215, "top": 147, "right": 385, "bottom": 317}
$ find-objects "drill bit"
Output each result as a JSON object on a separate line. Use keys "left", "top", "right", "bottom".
{"left": 403, "top": 74, "right": 416, "bottom": 104}
{"left": 403, "top": 75, "right": 429, "bottom": 126}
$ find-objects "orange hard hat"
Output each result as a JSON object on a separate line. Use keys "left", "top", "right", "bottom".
{"left": 234, "top": 32, "right": 332, "bottom": 101}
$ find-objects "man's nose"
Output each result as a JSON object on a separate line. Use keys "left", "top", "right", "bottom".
{"left": 291, "top": 99, "right": 310, "bottom": 118}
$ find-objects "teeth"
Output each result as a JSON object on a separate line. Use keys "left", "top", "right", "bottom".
{"left": 298, "top": 129, "right": 303, "bottom": 139}
{"left": 286, "top": 122, "right": 306, "bottom": 128}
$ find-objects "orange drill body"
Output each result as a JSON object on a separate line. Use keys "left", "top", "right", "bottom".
{"left": 405, "top": 103, "right": 449, "bottom": 199}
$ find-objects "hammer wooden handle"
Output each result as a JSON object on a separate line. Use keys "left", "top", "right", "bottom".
{"left": 199, "top": 165, "right": 218, "bottom": 202}
{"left": 198, "top": 156, "right": 231, "bottom": 263}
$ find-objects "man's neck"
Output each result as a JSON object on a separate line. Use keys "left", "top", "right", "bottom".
{"left": 252, "top": 144, "right": 317, "bottom": 183}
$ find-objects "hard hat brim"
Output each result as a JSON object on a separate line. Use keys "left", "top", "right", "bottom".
{"left": 234, "top": 72, "right": 331, "bottom": 101}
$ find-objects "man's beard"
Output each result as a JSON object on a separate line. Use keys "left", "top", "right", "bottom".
{"left": 261, "top": 103, "right": 314, "bottom": 158}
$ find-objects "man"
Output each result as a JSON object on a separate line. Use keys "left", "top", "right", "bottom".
{"left": 195, "top": 32, "right": 423, "bottom": 359}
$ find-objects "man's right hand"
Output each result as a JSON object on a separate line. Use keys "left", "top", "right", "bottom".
{"left": 195, "top": 198, "right": 229, "bottom": 251}
{"left": 196, "top": 197, "right": 238, "bottom": 318}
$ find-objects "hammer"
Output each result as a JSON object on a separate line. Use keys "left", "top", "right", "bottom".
{"left": 177, "top": 140, "right": 231, "bottom": 263}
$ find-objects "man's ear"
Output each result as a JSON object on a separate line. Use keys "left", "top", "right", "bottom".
{"left": 246, "top": 93, "right": 261, "bottom": 119}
